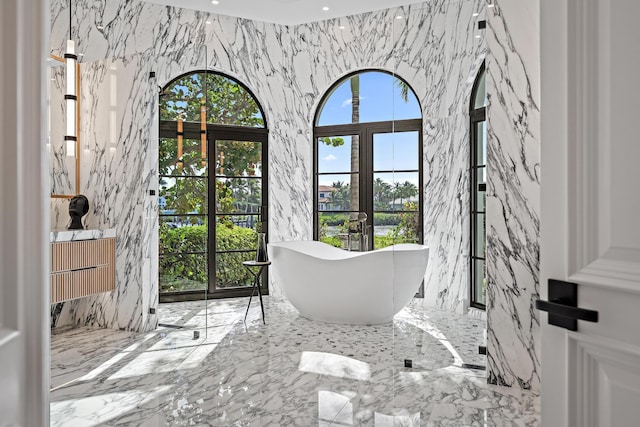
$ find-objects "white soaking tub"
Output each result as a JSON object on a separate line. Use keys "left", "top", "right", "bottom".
{"left": 267, "top": 240, "right": 429, "bottom": 325}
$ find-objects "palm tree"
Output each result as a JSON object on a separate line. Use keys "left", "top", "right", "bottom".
{"left": 320, "top": 74, "right": 411, "bottom": 216}
{"left": 393, "top": 182, "right": 404, "bottom": 207}
{"left": 401, "top": 181, "right": 418, "bottom": 200}
{"left": 373, "top": 177, "right": 392, "bottom": 209}
{"left": 330, "top": 181, "right": 346, "bottom": 210}
{"left": 349, "top": 76, "right": 360, "bottom": 218}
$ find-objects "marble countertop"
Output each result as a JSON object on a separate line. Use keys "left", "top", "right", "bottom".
{"left": 50, "top": 228, "right": 116, "bottom": 243}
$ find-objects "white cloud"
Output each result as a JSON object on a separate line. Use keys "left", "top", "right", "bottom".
{"left": 323, "top": 154, "right": 337, "bottom": 161}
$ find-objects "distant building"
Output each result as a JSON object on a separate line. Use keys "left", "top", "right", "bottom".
{"left": 318, "top": 185, "right": 338, "bottom": 211}
{"left": 388, "top": 195, "right": 419, "bottom": 210}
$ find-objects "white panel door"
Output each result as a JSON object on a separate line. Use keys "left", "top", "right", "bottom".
{"left": 540, "top": 0, "right": 640, "bottom": 426}
{"left": 0, "top": 0, "right": 49, "bottom": 425}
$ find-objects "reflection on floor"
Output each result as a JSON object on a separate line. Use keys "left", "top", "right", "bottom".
{"left": 50, "top": 297, "right": 540, "bottom": 426}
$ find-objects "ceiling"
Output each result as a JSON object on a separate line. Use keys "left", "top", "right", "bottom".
{"left": 140, "top": 0, "right": 433, "bottom": 26}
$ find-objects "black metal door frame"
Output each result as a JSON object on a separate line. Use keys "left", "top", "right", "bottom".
{"left": 159, "top": 121, "right": 268, "bottom": 302}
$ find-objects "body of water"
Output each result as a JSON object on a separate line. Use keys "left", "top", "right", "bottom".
{"left": 326, "top": 225, "right": 395, "bottom": 237}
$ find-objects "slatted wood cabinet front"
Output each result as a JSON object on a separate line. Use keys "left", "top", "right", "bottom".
{"left": 50, "top": 238, "right": 116, "bottom": 303}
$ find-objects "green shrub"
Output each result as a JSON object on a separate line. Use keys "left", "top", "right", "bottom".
{"left": 159, "top": 223, "right": 258, "bottom": 292}
{"left": 372, "top": 212, "right": 401, "bottom": 226}
{"left": 320, "top": 213, "right": 350, "bottom": 226}
{"left": 320, "top": 235, "right": 343, "bottom": 248}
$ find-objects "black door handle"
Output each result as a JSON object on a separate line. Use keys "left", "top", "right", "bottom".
{"left": 535, "top": 299, "right": 598, "bottom": 322}
{"left": 536, "top": 279, "right": 599, "bottom": 331}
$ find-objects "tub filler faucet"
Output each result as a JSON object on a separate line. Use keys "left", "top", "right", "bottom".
{"left": 347, "top": 212, "right": 369, "bottom": 251}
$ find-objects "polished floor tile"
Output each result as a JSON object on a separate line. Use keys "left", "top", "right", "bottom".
{"left": 50, "top": 297, "right": 539, "bottom": 426}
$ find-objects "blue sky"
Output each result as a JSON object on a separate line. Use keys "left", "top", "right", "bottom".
{"left": 317, "top": 71, "right": 421, "bottom": 125}
{"left": 317, "top": 72, "right": 421, "bottom": 187}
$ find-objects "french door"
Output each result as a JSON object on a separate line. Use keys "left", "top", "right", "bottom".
{"left": 159, "top": 122, "right": 268, "bottom": 301}
{"left": 210, "top": 127, "right": 268, "bottom": 296}
{"left": 313, "top": 119, "right": 423, "bottom": 251}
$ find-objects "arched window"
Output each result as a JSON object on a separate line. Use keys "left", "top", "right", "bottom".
{"left": 470, "top": 63, "right": 486, "bottom": 308}
{"left": 158, "top": 71, "right": 268, "bottom": 301}
{"left": 313, "top": 70, "right": 423, "bottom": 254}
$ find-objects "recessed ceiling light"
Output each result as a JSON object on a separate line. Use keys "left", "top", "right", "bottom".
{"left": 475, "top": 35, "right": 481, "bottom": 38}
{"left": 487, "top": 4, "right": 494, "bottom": 7}
{"left": 472, "top": 12, "right": 479, "bottom": 17}
{"left": 78, "top": 53, "right": 84, "bottom": 57}
{"left": 97, "top": 25, "right": 104, "bottom": 30}
{"left": 206, "top": 20, "right": 211, "bottom": 24}
{"left": 339, "top": 25, "right": 345, "bottom": 29}
{"left": 396, "top": 15, "right": 403, "bottom": 20}
{"left": 211, "top": 0, "right": 219, "bottom": 5}
{"left": 322, "top": 6, "right": 329, "bottom": 11}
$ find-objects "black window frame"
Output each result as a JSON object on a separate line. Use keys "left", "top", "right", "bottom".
{"left": 158, "top": 70, "right": 269, "bottom": 303}
{"left": 312, "top": 70, "right": 424, "bottom": 296}
{"left": 470, "top": 62, "right": 486, "bottom": 310}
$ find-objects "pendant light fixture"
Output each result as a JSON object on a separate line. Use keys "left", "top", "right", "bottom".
{"left": 200, "top": 101, "right": 207, "bottom": 166}
{"left": 64, "top": 0, "right": 77, "bottom": 157}
{"left": 177, "top": 115, "right": 184, "bottom": 168}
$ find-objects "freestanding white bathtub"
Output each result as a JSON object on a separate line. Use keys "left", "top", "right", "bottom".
{"left": 267, "top": 240, "right": 429, "bottom": 325}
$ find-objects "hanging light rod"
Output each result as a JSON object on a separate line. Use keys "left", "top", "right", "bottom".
{"left": 64, "top": 0, "right": 78, "bottom": 158}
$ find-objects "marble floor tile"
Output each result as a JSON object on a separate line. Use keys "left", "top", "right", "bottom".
{"left": 51, "top": 296, "right": 539, "bottom": 426}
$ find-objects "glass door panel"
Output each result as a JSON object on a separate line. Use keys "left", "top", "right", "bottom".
{"left": 213, "top": 139, "right": 265, "bottom": 292}
{"left": 317, "top": 135, "right": 359, "bottom": 173}
{"left": 316, "top": 173, "right": 355, "bottom": 211}
{"left": 159, "top": 136, "right": 209, "bottom": 298}
{"left": 214, "top": 217, "right": 256, "bottom": 288}
{"left": 476, "top": 121, "right": 486, "bottom": 165}
{"left": 373, "top": 131, "right": 419, "bottom": 171}
{"left": 316, "top": 135, "right": 360, "bottom": 249}
{"left": 474, "top": 259, "right": 486, "bottom": 306}
{"left": 371, "top": 132, "right": 422, "bottom": 250}
{"left": 471, "top": 117, "right": 486, "bottom": 307}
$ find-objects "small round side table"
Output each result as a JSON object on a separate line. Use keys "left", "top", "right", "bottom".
{"left": 242, "top": 260, "right": 271, "bottom": 324}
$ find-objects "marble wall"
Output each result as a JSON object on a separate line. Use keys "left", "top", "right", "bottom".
{"left": 486, "top": 0, "right": 541, "bottom": 391}
{"left": 51, "top": 56, "right": 159, "bottom": 332}
{"left": 49, "top": 0, "right": 484, "bottom": 332}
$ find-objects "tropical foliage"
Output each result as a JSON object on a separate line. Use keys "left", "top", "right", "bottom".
{"left": 159, "top": 222, "right": 258, "bottom": 292}
{"left": 321, "top": 179, "right": 418, "bottom": 211}
{"left": 158, "top": 72, "right": 266, "bottom": 294}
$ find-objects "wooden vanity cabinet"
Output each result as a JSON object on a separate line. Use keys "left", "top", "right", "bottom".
{"left": 50, "top": 238, "right": 116, "bottom": 303}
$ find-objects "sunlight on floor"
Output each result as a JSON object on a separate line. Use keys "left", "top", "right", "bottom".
{"left": 318, "top": 390, "right": 354, "bottom": 424}
{"left": 299, "top": 351, "right": 371, "bottom": 381}
{"left": 50, "top": 385, "right": 172, "bottom": 427}
{"left": 50, "top": 298, "right": 538, "bottom": 426}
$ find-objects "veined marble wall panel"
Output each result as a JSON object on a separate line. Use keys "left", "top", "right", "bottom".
{"left": 422, "top": 114, "right": 471, "bottom": 313}
{"left": 50, "top": 60, "right": 111, "bottom": 231}
{"left": 391, "top": 1, "right": 485, "bottom": 119}
{"left": 50, "top": 0, "right": 485, "bottom": 326}
{"left": 392, "top": 2, "right": 484, "bottom": 313}
{"left": 486, "top": 0, "right": 541, "bottom": 391}
{"left": 48, "top": 64, "right": 75, "bottom": 198}
{"left": 51, "top": 56, "right": 159, "bottom": 332}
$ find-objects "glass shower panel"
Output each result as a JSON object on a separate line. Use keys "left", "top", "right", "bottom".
{"left": 156, "top": 47, "right": 208, "bottom": 344}
{"left": 213, "top": 138, "right": 265, "bottom": 291}
{"left": 390, "top": 1, "right": 488, "bottom": 423}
